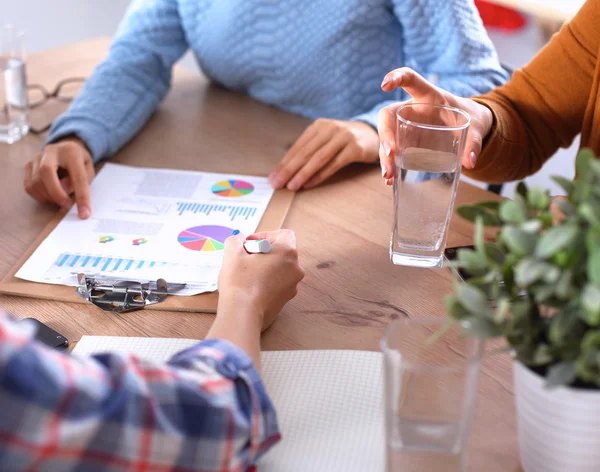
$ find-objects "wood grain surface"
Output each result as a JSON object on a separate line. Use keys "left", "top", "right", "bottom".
{"left": 0, "top": 38, "right": 518, "bottom": 471}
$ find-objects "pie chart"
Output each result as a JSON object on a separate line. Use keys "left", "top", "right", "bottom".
{"left": 212, "top": 179, "right": 254, "bottom": 197}
{"left": 177, "top": 225, "right": 232, "bottom": 252}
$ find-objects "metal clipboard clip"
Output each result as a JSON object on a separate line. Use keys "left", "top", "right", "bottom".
{"left": 76, "top": 273, "right": 186, "bottom": 313}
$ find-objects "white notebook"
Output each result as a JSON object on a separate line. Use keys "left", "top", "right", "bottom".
{"left": 74, "top": 336, "right": 384, "bottom": 472}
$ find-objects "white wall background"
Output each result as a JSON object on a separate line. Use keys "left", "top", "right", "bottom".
{"left": 5, "top": 0, "right": 578, "bottom": 197}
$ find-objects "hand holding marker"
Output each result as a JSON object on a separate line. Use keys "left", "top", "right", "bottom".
{"left": 232, "top": 230, "right": 273, "bottom": 254}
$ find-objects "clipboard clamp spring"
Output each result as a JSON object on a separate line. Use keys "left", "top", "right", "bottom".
{"left": 76, "top": 273, "right": 186, "bottom": 313}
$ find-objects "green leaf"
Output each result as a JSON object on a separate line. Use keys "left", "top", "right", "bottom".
{"left": 444, "top": 295, "right": 472, "bottom": 320}
{"left": 474, "top": 216, "right": 486, "bottom": 254}
{"left": 499, "top": 200, "right": 527, "bottom": 224}
{"left": 535, "top": 224, "right": 579, "bottom": 258}
{"left": 460, "top": 318, "right": 503, "bottom": 339}
{"left": 551, "top": 176, "right": 574, "bottom": 195}
{"left": 501, "top": 226, "right": 537, "bottom": 256}
{"left": 576, "top": 148, "right": 595, "bottom": 176}
{"left": 457, "top": 249, "right": 487, "bottom": 274}
{"left": 582, "top": 284, "right": 600, "bottom": 326}
{"left": 543, "top": 266, "right": 561, "bottom": 284}
{"left": 534, "top": 284, "right": 557, "bottom": 303}
{"left": 590, "top": 159, "right": 600, "bottom": 178}
{"left": 515, "top": 258, "right": 550, "bottom": 286}
{"left": 516, "top": 181, "right": 528, "bottom": 199}
{"left": 485, "top": 243, "right": 506, "bottom": 264}
{"left": 578, "top": 203, "right": 600, "bottom": 226}
{"left": 493, "top": 298, "right": 511, "bottom": 323}
{"left": 545, "top": 361, "right": 577, "bottom": 388}
{"left": 555, "top": 270, "right": 574, "bottom": 300}
{"left": 554, "top": 198, "right": 576, "bottom": 217}
{"left": 528, "top": 186, "right": 551, "bottom": 210}
{"left": 457, "top": 205, "right": 502, "bottom": 226}
{"left": 521, "top": 220, "right": 542, "bottom": 234}
{"left": 455, "top": 283, "right": 492, "bottom": 316}
{"left": 550, "top": 308, "right": 580, "bottom": 344}
{"left": 532, "top": 344, "right": 553, "bottom": 365}
{"left": 474, "top": 201, "right": 501, "bottom": 210}
{"left": 589, "top": 247, "right": 600, "bottom": 285}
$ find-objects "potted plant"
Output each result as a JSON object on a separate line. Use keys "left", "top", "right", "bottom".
{"left": 445, "top": 149, "right": 600, "bottom": 472}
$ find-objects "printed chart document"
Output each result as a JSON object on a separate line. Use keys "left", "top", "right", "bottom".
{"left": 74, "top": 337, "right": 385, "bottom": 472}
{"left": 16, "top": 163, "right": 274, "bottom": 295}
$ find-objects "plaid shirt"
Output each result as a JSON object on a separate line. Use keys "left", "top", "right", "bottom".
{"left": 0, "top": 313, "right": 280, "bottom": 471}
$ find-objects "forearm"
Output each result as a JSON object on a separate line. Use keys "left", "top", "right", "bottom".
{"left": 46, "top": 0, "right": 188, "bottom": 162}
{"left": 465, "top": 1, "right": 598, "bottom": 184}
{"left": 207, "top": 294, "right": 264, "bottom": 370}
{"left": 0, "top": 314, "right": 279, "bottom": 469}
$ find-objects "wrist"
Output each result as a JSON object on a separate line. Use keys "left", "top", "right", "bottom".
{"left": 57, "top": 135, "right": 92, "bottom": 158}
{"left": 217, "top": 291, "right": 265, "bottom": 326}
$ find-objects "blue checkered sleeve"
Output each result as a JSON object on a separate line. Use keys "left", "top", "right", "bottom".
{"left": 0, "top": 313, "right": 280, "bottom": 471}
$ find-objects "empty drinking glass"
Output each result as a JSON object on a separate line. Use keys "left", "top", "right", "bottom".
{"left": 0, "top": 25, "right": 28, "bottom": 144}
{"left": 391, "top": 103, "right": 470, "bottom": 268}
{"left": 381, "top": 317, "right": 482, "bottom": 472}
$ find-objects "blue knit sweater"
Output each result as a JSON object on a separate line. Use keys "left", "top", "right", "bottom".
{"left": 47, "top": 0, "right": 508, "bottom": 162}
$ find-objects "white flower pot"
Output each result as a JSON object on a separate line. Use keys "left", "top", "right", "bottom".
{"left": 513, "top": 361, "right": 600, "bottom": 472}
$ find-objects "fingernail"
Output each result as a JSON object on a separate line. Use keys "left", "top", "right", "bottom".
{"left": 386, "top": 178, "right": 393, "bottom": 186}
{"left": 383, "top": 141, "right": 393, "bottom": 157}
{"left": 59, "top": 199, "right": 71, "bottom": 209}
{"left": 469, "top": 151, "right": 477, "bottom": 168}
{"left": 287, "top": 180, "right": 300, "bottom": 191}
{"left": 79, "top": 206, "right": 91, "bottom": 219}
{"left": 381, "top": 77, "right": 390, "bottom": 88}
{"left": 232, "top": 229, "right": 240, "bottom": 236}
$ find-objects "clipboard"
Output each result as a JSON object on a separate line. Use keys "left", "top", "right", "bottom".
{"left": 0, "top": 188, "right": 295, "bottom": 314}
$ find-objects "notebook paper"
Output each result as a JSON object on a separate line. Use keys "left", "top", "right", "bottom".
{"left": 74, "top": 336, "right": 384, "bottom": 471}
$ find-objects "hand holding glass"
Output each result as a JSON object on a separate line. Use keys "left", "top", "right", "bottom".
{"left": 391, "top": 103, "right": 470, "bottom": 268}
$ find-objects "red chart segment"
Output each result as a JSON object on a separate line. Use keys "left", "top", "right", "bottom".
{"left": 177, "top": 225, "right": 231, "bottom": 252}
{"left": 211, "top": 179, "right": 255, "bottom": 197}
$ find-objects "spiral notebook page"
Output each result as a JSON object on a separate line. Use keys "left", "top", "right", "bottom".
{"left": 74, "top": 337, "right": 385, "bottom": 472}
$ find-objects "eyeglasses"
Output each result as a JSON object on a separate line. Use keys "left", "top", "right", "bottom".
{"left": 27, "top": 77, "right": 86, "bottom": 134}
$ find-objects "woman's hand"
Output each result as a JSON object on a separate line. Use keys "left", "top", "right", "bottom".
{"left": 268, "top": 119, "right": 379, "bottom": 191}
{"left": 216, "top": 230, "right": 304, "bottom": 331}
{"left": 208, "top": 230, "right": 304, "bottom": 369}
{"left": 377, "top": 68, "right": 494, "bottom": 185}
{"left": 24, "top": 137, "right": 95, "bottom": 219}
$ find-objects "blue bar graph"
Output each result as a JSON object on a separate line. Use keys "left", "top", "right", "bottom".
{"left": 176, "top": 201, "right": 258, "bottom": 221}
{"left": 51, "top": 253, "right": 162, "bottom": 274}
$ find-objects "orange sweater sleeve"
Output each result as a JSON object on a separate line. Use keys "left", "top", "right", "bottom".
{"left": 464, "top": 0, "right": 600, "bottom": 184}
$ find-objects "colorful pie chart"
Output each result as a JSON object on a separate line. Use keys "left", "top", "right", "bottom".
{"left": 177, "top": 225, "right": 233, "bottom": 252}
{"left": 212, "top": 179, "right": 254, "bottom": 197}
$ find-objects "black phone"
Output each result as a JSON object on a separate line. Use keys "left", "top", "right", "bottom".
{"left": 22, "top": 318, "right": 70, "bottom": 350}
{"left": 444, "top": 245, "right": 475, "bottom": 282}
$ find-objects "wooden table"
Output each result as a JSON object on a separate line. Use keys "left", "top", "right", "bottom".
{"left": 0, "top": 39, "right": 518, "bottom": 471}
{"left": 483, "top": 0, "right": 585, "bottom": 22}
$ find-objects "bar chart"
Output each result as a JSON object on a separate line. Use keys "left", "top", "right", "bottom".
{"left": 53, "top": 253, "right": 165, "bottom": 274}
{"left": 41, "top": 252, "right": 220, "bottom": 296}
{"left": 176, "top": 201, "right": 258, "bottom": 221}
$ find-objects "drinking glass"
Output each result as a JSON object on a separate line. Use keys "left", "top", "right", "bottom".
{"left": 381, "top": 317, "right": 482, "bottom": 472}
{"left": 0, "top": 25, "right": 28, "bottom": 144}
{"left": 391, "top": 103, "right": 470, "bottom": 268}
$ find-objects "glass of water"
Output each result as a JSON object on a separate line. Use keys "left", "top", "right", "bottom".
{"left": 391, "top": 103, "right": 470, "bottom": 268}
{"left": 381, "top": 317, "right": 482, "bottom": 472}
{"left": 0, "top": 25, "right": 28, "bottom": 144}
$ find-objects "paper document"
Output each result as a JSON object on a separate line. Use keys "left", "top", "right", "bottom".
{"left": 16, "top": 163, "right": 274, "bottom": 295}
{"left": 74, "top": 337, "right": 385, "bottom": 472}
